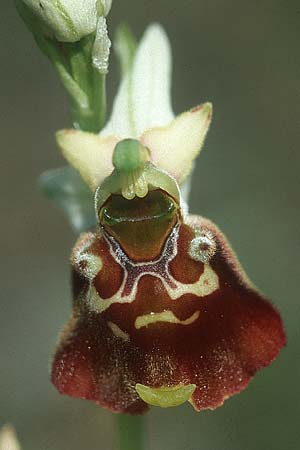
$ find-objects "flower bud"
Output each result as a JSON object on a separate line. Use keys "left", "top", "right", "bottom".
{"left": 22, "top": 0, "right": 110, "bottom": 42}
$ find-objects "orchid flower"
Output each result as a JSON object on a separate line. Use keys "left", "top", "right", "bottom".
{"left": 51, "top": 25, "right": 285, "bottom": 414}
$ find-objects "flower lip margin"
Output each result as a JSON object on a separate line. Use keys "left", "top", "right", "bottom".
{"left": 51, "top": 213, "right": 286, "bottom": 414}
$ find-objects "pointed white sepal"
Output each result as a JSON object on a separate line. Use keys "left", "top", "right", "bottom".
{"left": 56, "top": 130, "right": 119, "bottom": 191}
{"left": 0, "top": 425, "right": 22, "bottom": 450}
{"left": 141, "top": 103, "right": 212, "bottom": 184}
{"left": 131, "top": 23, "right": 174, "bottom": 136}
{"left": 101, "top": 23, "right": 174, "bottom": 139}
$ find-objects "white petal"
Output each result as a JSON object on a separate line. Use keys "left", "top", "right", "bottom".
{"left": 101, "top": 23, "right": 174, "bottom": 138}
{"left": 99, "top": 73, "right": 136, "bottom": 138}
{"left": 56, "top": 129, "right": 119, "bottom": 191}
{"left": 141, "top": 103, "right": 212, "bottom": 184}
{"left": 0, "top": 425, "right": 22, "bottom": 450}
{"left": 131, "top": 23, "right": 174, "bottom": 136}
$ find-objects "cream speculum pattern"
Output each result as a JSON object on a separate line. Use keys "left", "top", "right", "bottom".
{"left": 75, "top": 222, "right": 219, "bottom": 316}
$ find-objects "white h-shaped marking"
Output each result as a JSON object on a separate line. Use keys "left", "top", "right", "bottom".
{"left": 87, "top": 226, "right": 219, "bottom": 313}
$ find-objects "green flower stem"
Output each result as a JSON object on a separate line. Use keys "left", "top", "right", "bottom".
{"left": 68, "top": 40, "right": 93, "bottom": 98}
{"left": 69, "top": 71, "right": 106, "bottom": 133}
{"left": 46, "top": 44, "right": 90, "bottom": 111}
{"left": 116, "top": 415, "right": 145, "bottom": 450}
{"left": 92, "top": 69, "right": 107, "bottom": 132}
{"left": 16, "top": 0, "right": 106, "bottom": 133}
{"left": 66, "top": 36, "right": 107, "bottom": 133}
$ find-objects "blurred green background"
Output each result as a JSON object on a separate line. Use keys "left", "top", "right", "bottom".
{"left": 1, "top": 1, "right": 299, "bottom": 449}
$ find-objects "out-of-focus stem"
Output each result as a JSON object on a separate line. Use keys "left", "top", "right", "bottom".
{"left": 70, "top": 72, "right": 106, "bottom": 133}
{"left": 92, "top": 70, "right": 107, "bottom": 131}
{"left": 116, "top": 415, "right": 145, "bottom": 450}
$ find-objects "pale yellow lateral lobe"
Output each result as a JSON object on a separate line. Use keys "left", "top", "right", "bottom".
{"left": 141, "top": 103, "right": 212, "bottom": 184}
{"left": 56, "top": 104, "right": 212, "bottom": 191}
{"left": 135, "top": 310, "right": 200, "bottom": 329}
{"left": 56, "top": 129, "right": 119, "bottom": 191}
{"left": 135, "top": 384, "right": 196, "bottom": 408}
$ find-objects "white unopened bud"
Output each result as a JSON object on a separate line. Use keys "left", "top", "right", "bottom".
{"left": 22, "top": 0, "right": 100, "bottom": 42}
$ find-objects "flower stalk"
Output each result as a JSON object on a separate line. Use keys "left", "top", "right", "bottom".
{"left": 116, "top": 416, "right": 145, "bottom": 450}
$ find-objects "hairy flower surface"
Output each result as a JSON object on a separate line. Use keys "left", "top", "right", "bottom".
{"left": 51, "top": 25, "right": 285, "bottom": 414}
